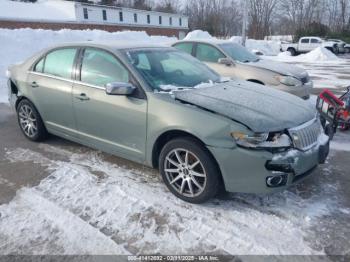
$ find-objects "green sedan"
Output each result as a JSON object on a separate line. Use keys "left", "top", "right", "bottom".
{"left": 7, "top": 42, "right": 330, "bottom": 203}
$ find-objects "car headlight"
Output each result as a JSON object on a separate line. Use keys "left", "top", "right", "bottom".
{"left": 231, "top": 131, "right": 291, "bottom": 149}
{"left": 275, "top": 75, "right": 302, "bottom": 86}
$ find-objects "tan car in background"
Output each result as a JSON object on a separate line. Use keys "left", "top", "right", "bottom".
{"left": 173, "top": 39, "right": 313, "bottom": 100}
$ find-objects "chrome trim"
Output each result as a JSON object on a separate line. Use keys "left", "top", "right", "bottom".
{"left": 28, "top": 71, "right": 75, "bottom": 84}
{"left": 288, "top": 118, "right": 321, "bottom": 151}
{"left": 28, "top": 71, "right": 106, "bottom": 91}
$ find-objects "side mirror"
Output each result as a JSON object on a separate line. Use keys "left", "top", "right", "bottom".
{"left": 105, "top": 82, "right": 136, "bottom": 96}
{"left": 218, "top": 58, "right": 234, "bottom": 66}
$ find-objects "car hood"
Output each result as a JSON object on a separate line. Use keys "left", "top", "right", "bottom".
{"left": 247, "top": 59, "right": 307, "bottom": 79}
{"left": 174, "top": 81, "right": 315, "bottom": 133}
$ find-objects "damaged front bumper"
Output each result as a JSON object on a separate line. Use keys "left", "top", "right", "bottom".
{"left": 208, "top": 138, "right": 330, "bottom": 194}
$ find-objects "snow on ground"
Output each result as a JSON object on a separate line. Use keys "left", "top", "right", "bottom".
{"left": 0, "top": 28, "right": 176, "bottom": 104}
{"left": 0, "top": 144, "right": 341, "bottom": 255}
{"left": 0, "top": 0, "right": 76, "bottom": 22}
{"left": 265, "top": 47, "right": 340, "bottom": 63}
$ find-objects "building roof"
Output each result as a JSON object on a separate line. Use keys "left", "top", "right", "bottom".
{"left": 0, "top": 0, "right": 76, "bottom": 22}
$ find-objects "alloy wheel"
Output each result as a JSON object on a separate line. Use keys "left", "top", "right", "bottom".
{"left": 164, "top": 148, "right": 207, "bottom": 198}
{"left": 18, "top": 104, "right": 38, "bottom": 138}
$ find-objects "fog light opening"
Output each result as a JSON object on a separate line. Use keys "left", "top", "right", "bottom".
{"left": 266, "top": 174, "right": 288, "bottom": 188}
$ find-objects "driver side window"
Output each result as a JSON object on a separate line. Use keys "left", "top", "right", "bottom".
{"left": 80, "top": 48, "right": 129, "bottom": 87}
{"left": 195, "top": 43, "right": 225, "bottom": 63}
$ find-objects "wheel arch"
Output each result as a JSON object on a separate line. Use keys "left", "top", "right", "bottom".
{"left": 151, "top": 129, "right": 225, "bottom": 192}
{"left": 151, "top": 130, "right": 221, "bottom": 172}
{"left": 246, "top": 79, "right": 265, "bottom": 85}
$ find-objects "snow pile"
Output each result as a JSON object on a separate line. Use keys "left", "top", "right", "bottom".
{"left": 0, "top": 28, "right": 176, "bottom": 104}
{"left": 183, "top": 30, "right": 214, "bottom": 40}
{"left": 266, "top": 47, "right": 341, "bottom": 63}
{"left": 0, "top": 145, "right": 339, "bottom": 255}
{"left": 230, "top": 36, "right": 281, "bottom": 56}
{"left": 0, "top": 0, "right": 76, "bottom": 21}
{"left": 301, "top": 47, "right": 340, "bottom": 62}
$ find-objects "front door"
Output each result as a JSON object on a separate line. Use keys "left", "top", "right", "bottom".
{"left": 72, "top": 48, "right": 147, "bottom": 162}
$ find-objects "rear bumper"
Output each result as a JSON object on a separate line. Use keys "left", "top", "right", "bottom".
{"left": 208, "top": 139, "right": 329, "bottom": 194}
{"left": 7, "top": 79, "right": 18, "bottom": 109}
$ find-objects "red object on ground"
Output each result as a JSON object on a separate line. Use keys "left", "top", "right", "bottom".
{"left": 319, "top": 89, "right": 344, "bottom": 107}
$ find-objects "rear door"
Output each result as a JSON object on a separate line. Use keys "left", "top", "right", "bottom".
{"left": 72, "top": 47, "right": 147, "bottom": 162}
{"left": 310, "top": 38, "right": 322, "bottom": 50}
{"left": 173, "top": 42, "right": 195, "bottom": 56}
{"left": 299, "top": 38, "right": 311, "bottom": 52}
{"left": 27, "top": 47, "right": 78, "bottom": 136}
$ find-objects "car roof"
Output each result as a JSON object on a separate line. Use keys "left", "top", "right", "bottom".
{"left": 47, "top": 41, "right": 170, "bottom": 51}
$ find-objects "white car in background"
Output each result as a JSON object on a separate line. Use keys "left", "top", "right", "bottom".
{"left": 281, "top": 37, "right": 340, "bottom": 56}
{"left": 345, "top": 43, "right": 350, "bottom": 53}
{"left": 327, "top": 39, "right": 347, "bottom": 53}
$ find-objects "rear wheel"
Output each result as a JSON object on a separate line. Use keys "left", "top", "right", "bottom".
{"left": 159, "top": 138, "right": 221, "bottom": 204}
{"left": 17, "top": 99, "right": 48, "bottom": 141}
{"left": 287, "top": 48, "right": 297, "bottom": 56}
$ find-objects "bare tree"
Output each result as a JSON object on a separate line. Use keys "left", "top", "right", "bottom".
{"left": 248, "top": 0, "right": 277, "bottom": 39}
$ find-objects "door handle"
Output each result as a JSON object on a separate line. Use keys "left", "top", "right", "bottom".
{"left": 75, "top": 93, "right": 90, "bottom": 101}
{"left": 31, "top": 82, "right": 39, "bottom": 88}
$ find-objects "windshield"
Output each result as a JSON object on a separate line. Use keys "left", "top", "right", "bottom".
{"left": 219, "top": 43, "right": 259, "bottom": 63}
{"left": 125, "top": 48, "right": 221, "bottom": 91}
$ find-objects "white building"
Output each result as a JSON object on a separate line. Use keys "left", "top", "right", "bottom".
{"left": 0, "top": 0, "right": 189, "bottom": 39}
{"left": 76, "top": 3, "right": 188, "bottom": 30}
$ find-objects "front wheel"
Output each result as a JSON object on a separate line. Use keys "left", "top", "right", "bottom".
{"left": 159, "top": 138, "right": 221, "bottom": 204}
{"left": 17, "top": 99, "right": 48, "bottom": 141}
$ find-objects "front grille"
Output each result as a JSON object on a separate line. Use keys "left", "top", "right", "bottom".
{"left": 288, "top": 119, "right": 321, "bottom": 151}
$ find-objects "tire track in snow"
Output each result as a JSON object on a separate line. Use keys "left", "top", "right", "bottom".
{"left": 0, "top": 187, "right": 128, "bottom": 254}
{"left": 1, "top": 145, "right": 339, "bottom": 255}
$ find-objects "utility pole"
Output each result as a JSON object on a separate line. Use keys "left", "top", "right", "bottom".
{"left": 242, "top": 0, "right": 248, "bottom": 46}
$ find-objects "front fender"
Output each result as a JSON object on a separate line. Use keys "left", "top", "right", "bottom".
{"left": 145, "top": 94, "right": 239, "bottom": 166}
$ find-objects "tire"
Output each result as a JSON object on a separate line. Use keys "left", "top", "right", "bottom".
{"left": 159, "top": 137, "right": 221, "bottom": 204}
{"left": 287, "top": 48, "right": 297, "bottom": 56}
{"left": 17, "top": 99, "right": 48, "bottom": 142}
{"left": 333, "top": 46, "right": 339, "bottom": 55}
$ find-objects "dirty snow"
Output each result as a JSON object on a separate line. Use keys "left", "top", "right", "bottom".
{"left": 0, "top": 28, "right": 176, "bottom": 104}
{"left": 0, "top": 144, "right": 341, "bottom": 255}
{"left": 0, "top": 0, "right": 76, "bottom": 22}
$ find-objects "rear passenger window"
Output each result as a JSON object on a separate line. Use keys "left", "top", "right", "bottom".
{"left": 195, "top": 43, "right": 225, "bottom": 63}
{"left": 43, "top": 48, "right": 77, "bottom": 79}
{"left": 34, "top": 58, "right": 44, "bottom": 73}
{"left": 80, "top": 48, "right": 129, "bottom": 87}
{"left": 301, "top": 38, "right": 309, "bottom": 43}
{"left": 174, "top": 43, "right": 193, "bottom": 55}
